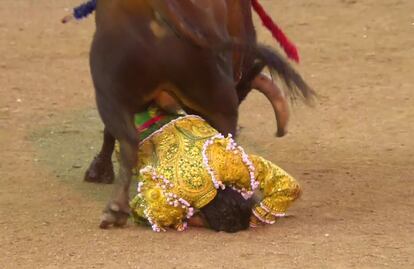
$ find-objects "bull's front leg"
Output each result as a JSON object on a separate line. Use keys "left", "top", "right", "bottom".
{"left": 96, "top": 105, "right": 138, "bottom": 229}
{"left": 84, "top": 127, "right": 115, "bottom": 184}
{"left": 99, "top": 133, "right": 137, "bottom": 228}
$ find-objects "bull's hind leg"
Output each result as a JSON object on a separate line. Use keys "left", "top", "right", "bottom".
{"left": 84, "top": 127, "right": 115, "bottom": 184}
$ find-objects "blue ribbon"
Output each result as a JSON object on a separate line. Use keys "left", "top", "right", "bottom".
{"left": 73, "top": 0, "right": 96, "bottom": 20}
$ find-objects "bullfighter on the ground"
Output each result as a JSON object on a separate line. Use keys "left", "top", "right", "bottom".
{"left": 120, "top": 105, "right": 301, "bottom": 232}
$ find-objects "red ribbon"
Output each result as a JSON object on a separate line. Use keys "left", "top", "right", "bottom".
{"left": 251, "top": 0, "right": 300, "bottom": 63}
{"left": 137, "top": 115, "right": 165, "bottom": 133}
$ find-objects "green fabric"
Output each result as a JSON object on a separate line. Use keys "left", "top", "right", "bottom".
{"left": 134, "top": 106, "right": 184, "bottom": 141}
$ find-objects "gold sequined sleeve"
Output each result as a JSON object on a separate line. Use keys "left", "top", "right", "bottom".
{"left": 130, "top": 168, "right": 189, "bottom": 232}
{"left": 250, "top": 155, "right": 301, "bottom": 224}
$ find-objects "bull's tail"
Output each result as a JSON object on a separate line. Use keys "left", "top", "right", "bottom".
{"left": 253, "top": 45, "right": 316, "bottom": 104}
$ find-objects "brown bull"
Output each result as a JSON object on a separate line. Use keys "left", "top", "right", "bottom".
{"left": 86, "top": 0, "right": 313, "bottom": 228}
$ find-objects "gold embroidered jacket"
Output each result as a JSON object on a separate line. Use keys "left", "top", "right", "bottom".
{"left": 129, "top": 115, "right": 301, "bottom": 232}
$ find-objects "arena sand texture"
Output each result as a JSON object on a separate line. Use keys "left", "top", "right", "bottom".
{"left": 0, "top": 0, "right": 413, "bottom": 268}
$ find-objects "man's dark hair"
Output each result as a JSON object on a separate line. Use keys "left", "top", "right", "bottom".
{"left": 200, "top": 188, "right": 253, "bottom": 233}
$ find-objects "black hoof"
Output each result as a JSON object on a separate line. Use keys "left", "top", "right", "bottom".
{"left": 276, "top": 129, "right": 287, "bottom": 137}
{"left": 84, "top": 155, "right": 115, "bottom": 184}
{"left": 99, "top": 202, "right": 130, "bottom": 229}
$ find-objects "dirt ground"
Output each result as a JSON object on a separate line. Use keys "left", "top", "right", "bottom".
{"left": 1, "top": 0, "right": 413, "bottom": 268}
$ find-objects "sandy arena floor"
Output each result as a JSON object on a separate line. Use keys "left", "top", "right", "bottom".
{"left": 0, "top": 0, "right": 413, "bottom": 268}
